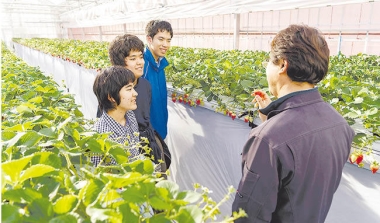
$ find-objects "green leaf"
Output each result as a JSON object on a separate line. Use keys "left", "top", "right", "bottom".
{"left": 150, "top": 195, "right": 172, "bottom": 210}
{"left": 1, "top": 131, "right": 16, "bottom": 141}
{"left": 175, "top": 205, "right": 203, "bottom": 223}
{"left": 19, "top": 164, "right": 56, "bottom": 183}
{"left": 29, "top": 96, "right": 43, "bottom": 103}
{"left": 48, "top": 214, "right": 78, "bottom": 223}
{"left": 86, "top": 206, "right": 120, "bottom": 222}
{"left": 39, "top": 127, "right": 57, "bottom": 138}
{"left": 148, "top": 214, "right": 171, "bottom": 223}
{"left": 1, "top": 204, "right": 22, "bottom": 223}
{"left": 121, "top": 186, "right": 145, "bottom": 203}
{"left": 156, "top": 180, "right": 179, "bottom": 198}
{"left": 176, "top": 190, "right": 202, "bottom": 203}
{"left": 240, "top": 80, "right": 253, "bottom": 89}
{"left": 118, "top": 203, "right": 139, "bottom": 223}
{"left": 365, "top": 107, "right": 378, "bottom": 116}
{"left": 86, "top": 138, "right": 104, "bottom": 153}
{"left": 106, "top": 172, "right": 145, "bottom": 189}
{"left": 4, "top": 124, "right": 24, "bottom": 131}
{"left": 57, "top": 117, "right": 72, "bottom": 130}
{"left": 82, "top": 179, "right": 105, "bottom": 206}
{"left": 16, "top": 104, "right": 33, "bottom": 114}
{"left": 259, "top": 78, "right": 267, "bottom": 87}
{"left": 2, "top": 155, "right": 34, "bottom": 182}
{"left": 236, "top": 94, "right": 250, "bottom": 101}
{"left": 126, "top": 158, "right": 154, "bottom": 174}
{"left": 329, "top": 77, "right": 340, "bottom": 88}
{"left": 353, "top": 97, "right": 364, "bottom": 104}
{"left": 31, "top": 152, "right": 62, "bottom": 168}
{"left": 109, "top": 146, "right": 129, "bottom": 164}
{"left": 53, "top": 195, "right": 78, "bottom": 214}
{"left": 330, "top": 98, "right": 339, "bottom": 104}
{"left": 27, "top": 198, "right": 54, "bottom": 220}
{"left": 102, "top": 189, "right": 123, "bottom": 206}
{"left": 2, "top": 187, "right": 43, "bottom": 203}
{"left": 5, "top": 131, "right": 43, "bottom": 147}
{"left": 222, "top": 60, "right": 232, "bottom": 70}
{"left": 71, "top": 129, "right": 80, "bottom": 143}
{"left": 344, "top": 111, "right": 360, "bottom": 119}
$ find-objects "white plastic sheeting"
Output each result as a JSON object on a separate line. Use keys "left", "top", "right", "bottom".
{"left": 13, "top": 43, "right": 99, "bottom": 119}
{"left": 1, "top": 0, "right": 375, "bottom": 29}
{"left": 60, "top": 0, "right": 374, "bottom": 28}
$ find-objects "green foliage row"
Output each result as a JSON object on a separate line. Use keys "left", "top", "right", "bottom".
{"left": 13, "top": 38, "right": 111, "bottom": 69}
{"left": 1, "top": 42, "right": 245, "bottom": 222}
{"left": 165, "top": 47, "right": 380, "bottom": 150}
{"left": 11, "top": 37, "right": 379, "bottom": 158}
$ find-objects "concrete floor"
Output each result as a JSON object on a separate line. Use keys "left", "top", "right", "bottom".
{"left": 325, "top": 163, "right": 380, "bottom": 223}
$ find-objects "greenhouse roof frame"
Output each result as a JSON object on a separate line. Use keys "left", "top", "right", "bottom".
{"left": 1, "top": 0, "right": 377, "bottom": 29}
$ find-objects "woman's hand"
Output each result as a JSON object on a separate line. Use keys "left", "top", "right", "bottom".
{"left": 252, "top": 90, "right": 272, "bottom": 122}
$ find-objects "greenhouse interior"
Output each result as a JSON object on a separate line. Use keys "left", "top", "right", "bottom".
{"left": 1, "top": 0, "right": 380, "bottom": 222}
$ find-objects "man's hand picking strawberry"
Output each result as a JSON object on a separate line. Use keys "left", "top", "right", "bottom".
{"left": 252, "top": 90, "right": 272, "bottom": 121}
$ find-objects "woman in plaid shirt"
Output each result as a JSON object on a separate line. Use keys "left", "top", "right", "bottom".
{"left": 92, "top": 66, "right": 141, "bottom": 167}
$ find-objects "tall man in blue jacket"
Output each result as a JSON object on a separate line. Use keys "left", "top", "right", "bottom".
{"left": 143, "top": 20, "right": 173, "bottom": 140}
{"left": 232, "top": 24, "right": 355, "bottom": 222}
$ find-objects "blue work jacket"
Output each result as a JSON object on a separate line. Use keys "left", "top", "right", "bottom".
{"left": 143, "top": 47, "right": 169, "bottom": 139}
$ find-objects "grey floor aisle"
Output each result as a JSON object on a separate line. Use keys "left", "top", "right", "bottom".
{"left": 167, "top": 97, "right": 380, "bottom": 222}
{"left": 325, "top": 163, "right": 380, "bottom": 223}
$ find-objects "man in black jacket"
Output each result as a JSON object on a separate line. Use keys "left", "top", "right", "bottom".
{"left": 232, "top": 24, "right": 355, "bottom": 222}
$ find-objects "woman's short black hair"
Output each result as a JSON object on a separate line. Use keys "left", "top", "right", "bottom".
{"left": 93, "top": 66, "right": 135, "bottom": 112}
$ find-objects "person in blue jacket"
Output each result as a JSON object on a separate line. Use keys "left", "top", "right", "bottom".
{"left": 143, "top": 20, "right": 173, "bottom": 140}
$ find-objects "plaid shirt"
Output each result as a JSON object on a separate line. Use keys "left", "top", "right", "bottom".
{"left": 91, "top": 110, "right": 141, "bottom": 167}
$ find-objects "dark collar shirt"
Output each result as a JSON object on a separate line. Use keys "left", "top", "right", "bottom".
{"left": 232, "top": 88, "right": 355, "bottom": 223}
{"left": 91, "top": 110, "right": 141, "bottom": 167}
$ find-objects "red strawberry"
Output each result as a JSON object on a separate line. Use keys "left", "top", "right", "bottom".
{"left": 178, "top": 97, "right": 183, "bottom": 103}
{"left": 184, "top": 94, "right": 189, "bottom": 98}
{"left": 188, "top": 100, "right": 191, "bottom": 105}
{"left": 253, "top": 91, "right": 265, "bottom": 98}
{"left": 244, "top": 116, "right": 249, "bottom": 123}
{"left": 225, "top": 110, "right": 229, "bottom": 115}
{"left": 171, "top": 93, "right": 176, "bottom": 97}
{"left": 172, "top": 97, "right": 176, "bottom": 103}
{"left": 196, "top": 99, "right": 201, "bottom": 105}
{"left": 356, "top": 154, "right": 364, "bottom": 165}
{"left": 370, "top": 162, "right": 379, "bottom": 174}
{"left": 231, "top": 113, "right": 236, "bottom": 120}
{"left": 229, "top": 111, "right": 232, "bottom": 117}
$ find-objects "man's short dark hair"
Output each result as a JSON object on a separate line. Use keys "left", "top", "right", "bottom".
{"left": 270, "top": 24, "right": 330, "bottom": 84}
{"left": 145, "top": 20, "right": 173, "bottom": 39}
{"left": 93, "top": 66, "right": 135, "bottom": 112}
{"left": 108, "top": 34, "right": 145, "bottom": 66}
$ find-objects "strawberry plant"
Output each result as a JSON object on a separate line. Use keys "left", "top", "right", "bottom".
{"left": 2, "top": 42, "right": 246, "bottom": 222}
{"left": 370, "top": 161, "right": 379, "bottom": 174}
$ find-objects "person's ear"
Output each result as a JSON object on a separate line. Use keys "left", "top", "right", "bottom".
{"left": 108, "top": 94, "right": 116, "bottom": 103}
{"left": 280, "top": 60, "right": 288, "bottom": 73}
{"left": 146, "top": 36, "right": 152, "bottom": 44}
